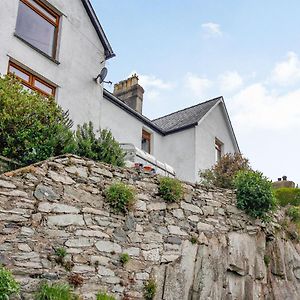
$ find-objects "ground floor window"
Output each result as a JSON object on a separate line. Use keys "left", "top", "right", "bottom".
{"left": 142, "top": 129, "right": 151, "bottom": 153}
{"left": 8, "top": 61, "right": 56, "bottom": 96}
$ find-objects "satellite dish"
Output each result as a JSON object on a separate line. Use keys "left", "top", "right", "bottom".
{"left": 98, "top": 67, "right": 108, "bottom": 83}
{"left": 94, "top": 67, "right": 112, "bottom": 84}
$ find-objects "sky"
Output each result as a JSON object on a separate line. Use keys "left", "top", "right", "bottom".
{"left": 91, "top": 0, "right": 300, "bottom": 185}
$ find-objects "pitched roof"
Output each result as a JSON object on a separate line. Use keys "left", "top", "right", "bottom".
{"left": 81, "top": 0, "right": 115, "bottom": 60}
{"left": 152, "top": 97, "right": 222, "bottom": 133}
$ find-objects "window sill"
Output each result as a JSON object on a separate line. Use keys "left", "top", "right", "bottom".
{"left": 14, "top": 33, "right": 60, "bottom": 65}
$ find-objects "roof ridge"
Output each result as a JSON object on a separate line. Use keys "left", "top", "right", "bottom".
{"left": 152, "top": 96, "right": 223, "bottom": 122}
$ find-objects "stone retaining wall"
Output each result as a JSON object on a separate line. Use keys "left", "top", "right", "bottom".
{"left": 0, "top": 155, "right": 299, "bottom": 299}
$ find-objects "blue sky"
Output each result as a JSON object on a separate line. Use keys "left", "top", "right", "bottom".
{"left": 92, "top": 0, "right": 300, "bottom": 185}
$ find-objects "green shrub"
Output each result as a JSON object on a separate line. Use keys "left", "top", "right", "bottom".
{"left": 234, "top": 170, "right": 277, "bottom": 219}
{"left": 158, "top": 177, "right": 183, "bottom": 203}
{"left": 96, "top": 291, "right": 116, "bottom": 300}
{"left": 35, "top": 282, "right": 77, "bottom": 300}
{"left": 144, "top": 279, "right": 157, "bottom": 300}
{"left": 105, "top": 182, "right": 135, "bottom": 213}
{"left": 0, "top": 266, "right": 19, "bottom": 300}
{"left": 274, "top": 188, "right": 300, "bottom": 207}
{"left": 199, "top": 153, "right": 251, "bottom": 188}
{"left": 287, "top": 206, "right": 300, "bottom": 223}
{"left": 74, "top": 122, "right": 125, "bottom": 167}
{"left": 119, "top": 253, "right": 130, "bottom": 265}
{"left": 0, "top": 75, "right": 75, "bottom": 166}
{"left": 190, "top": 236, "right": 198, "bottom": 244}
{"left": 55, "top": 247, "right": 67, "bottom": 258}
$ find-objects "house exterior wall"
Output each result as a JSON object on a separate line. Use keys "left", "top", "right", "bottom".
{"left": 153, "top": 128, "right": 196, "bottom": 183}
{"left": 195, "top": 103, "right": 238, "bottom": 181}
{"left": 100, "top": 99, "right": 147, "bottom": 146}
{"left": 0, "top": 0, "right": 105, "bottom": 128}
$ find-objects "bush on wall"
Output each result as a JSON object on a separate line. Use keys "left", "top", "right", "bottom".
{"left": 274, "top": 188, "right": 300, "bottom": 207}
{"left": 199, "top": 153, "right": 251, "bottom": 189}
{"left": 159, "top": 177, "right": 183, "bottom": 203}
{"left": 105, "top": 182, "right": 135, "bottom": 213}
{"left": 74, "top": 122, "right": 125, "bottom": 167}
{"left": 0, "top": 266, "right": 20, "bottom": 300}
{"left": 0, "top": 75, "right": 75, "bottom": 166}
{"left": 234, "top": 170, "right": 277, "bottom": 219}
{"left": 35, "top": 282, "right": 77, "bottom": 300}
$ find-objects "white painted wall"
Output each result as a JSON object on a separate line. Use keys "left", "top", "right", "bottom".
{"left": 153, "top": 128, "right": 196, "bottom": 183}
{"left": 195, "top": 102, "right": 238, "bottom": 181}
{"left": 0, "top": 0, "right": 105, "bottom": 128}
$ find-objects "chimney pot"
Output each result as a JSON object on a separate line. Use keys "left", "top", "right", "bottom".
{"left": 113, "top": 74, "right": 144, "bottom": 114}
{"left": 282, "top": 176, "right": 287, "bottom": 181}
{"left": 278, "top": 178, "right": 281, "bottom": 181}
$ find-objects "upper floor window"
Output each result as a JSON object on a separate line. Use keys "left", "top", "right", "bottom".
{"left": 142, "top": 129, "right": 151, "bottom": 154}
{"left": 8, "top": 61, "right": 56, "bottom": 97}
{"left": 215, "top": 138, "right": 223, "bottom": 163}
{"left": 15, "top": 0, "right": 60, "bottom": 58}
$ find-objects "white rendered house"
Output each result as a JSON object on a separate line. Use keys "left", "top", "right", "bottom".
{"left": 0, "top": 0, "right": 239, "bottom": 182}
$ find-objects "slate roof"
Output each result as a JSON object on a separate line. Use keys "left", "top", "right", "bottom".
{"left": 152, "top": 97, "right": 222, "bottom": 133}
{"left": 81, "top": 0, "right": 115, "bottom": 60}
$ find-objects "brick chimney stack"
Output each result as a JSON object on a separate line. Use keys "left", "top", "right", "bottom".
{"left": 113, "top": 74, "right": 144, "bottom": 114}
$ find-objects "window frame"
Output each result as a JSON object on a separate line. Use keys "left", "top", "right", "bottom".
{"left": 215, "top": 138, "right": 223, "bottom": 163}
{"left": 8, "top": 61, "right": 56, "bottom": 97}
{"left": 16, "top": 0, "right": 60, "bottom": 59}
{"left": 142, "top": 129, "right": 152, "bottom": 154}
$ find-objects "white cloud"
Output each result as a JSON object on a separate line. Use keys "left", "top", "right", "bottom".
{"left": 271, "top": 51, "right": 300, "bottom": 86}
{"left": 201, "top": 22, "right": 222, "bottom": 37}
{"left": 184, "top": 72, "right": 213, "bottom": 98}
{"left": 229, "top": 83, "right": 300, "bottom": 132}
{"left": 128, "top": 71, "right": 173, "bottom": 102}
{"left": 219, "top": 71, "right": 243, "bottom": 92}
{"left": 138, "top": 74, "right": 173, "bottom": 90}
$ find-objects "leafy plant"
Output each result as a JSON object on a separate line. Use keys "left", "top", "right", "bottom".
{"left": 0, "top": 75, "right": 76, "bottom": 166}
{"left": 35, "top": 282, "right": 77, "bottom": 300}
{"left": 96, "top": 291, "right": 116, "bottom": 300}
{"left": 158, "top": 177, "right": 183, "bottom": 203}
{"left": 274, "top": 188, "right": 300, "bottom": 207}
{"left": 119, "top": 253, "right": 130, "bottom": 266}
{"left": 234, "top": 170, "right": 277, "bottom": 219}
{"left": 74, "top": 122, "right": 125, "bottom": 167}
{"left": 144, "top": 279, "right": 157, "bottom": 300}
{"left": 199, "top": 153, "right": 251, "bottom": 188}
{"left": 287, "top": 206, "right": 300, "bottom": 223}
{"left": 0, "top": 266, "right": 20, "bottom": 300}
{"left": 105, "top": 182, "right": 135, "bottom": 214}
{"left": 264, "top": 255, "right": 271, "bottom": 266}
{"left": 190, "top": 236, "right": 198, "bottom": 244}
{"left": 55, "top": 247, "right": 67, "bottom": 258}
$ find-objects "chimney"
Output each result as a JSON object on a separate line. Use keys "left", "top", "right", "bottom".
{"left": 113, "top": 74, "right": 144, "bottom": 114}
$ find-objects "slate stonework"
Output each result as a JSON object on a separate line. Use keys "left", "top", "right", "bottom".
{"left": 0, "top": 155, "right": 299, "bottom": 300}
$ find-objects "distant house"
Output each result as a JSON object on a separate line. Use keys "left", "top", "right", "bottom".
{"left": 102, "top": 75, "right": 240, "bottom": 182}
{"left": 0, "top": 0, "right": 239, "bottom": 182}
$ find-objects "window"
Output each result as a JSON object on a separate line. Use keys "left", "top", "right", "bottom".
{"left": 215, "top": 139, "right": 223, "bottom": 162}
{"left": 15, "top": 0, "right": 60, "bottom": 58}
{"left": 142, "top": 130, "right": 151, "bottom": 154}
{"left": 8, "top": 61, "right": 56, "bottom": 96}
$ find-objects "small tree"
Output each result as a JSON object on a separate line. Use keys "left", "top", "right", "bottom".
{"left": 0, "top": 75, "right": 75, "bottom": 165}
{"left": 75, "top": 122, "right": 125, "bottom": 167}
{"left": 199, "top": 153, "right": 251, "bottom": 188}
{"left": 234, "top": 170, "right": 277, "bottom": 219}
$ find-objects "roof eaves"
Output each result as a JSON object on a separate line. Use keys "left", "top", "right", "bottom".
{"left": 103, "top": 89, "right": 165, "bottom": 135}
{"left": 81, "top": 0, "right": 115, "bottom": 60}
{"left": 164, "top": 122, "right": 198, "bottom": 135}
